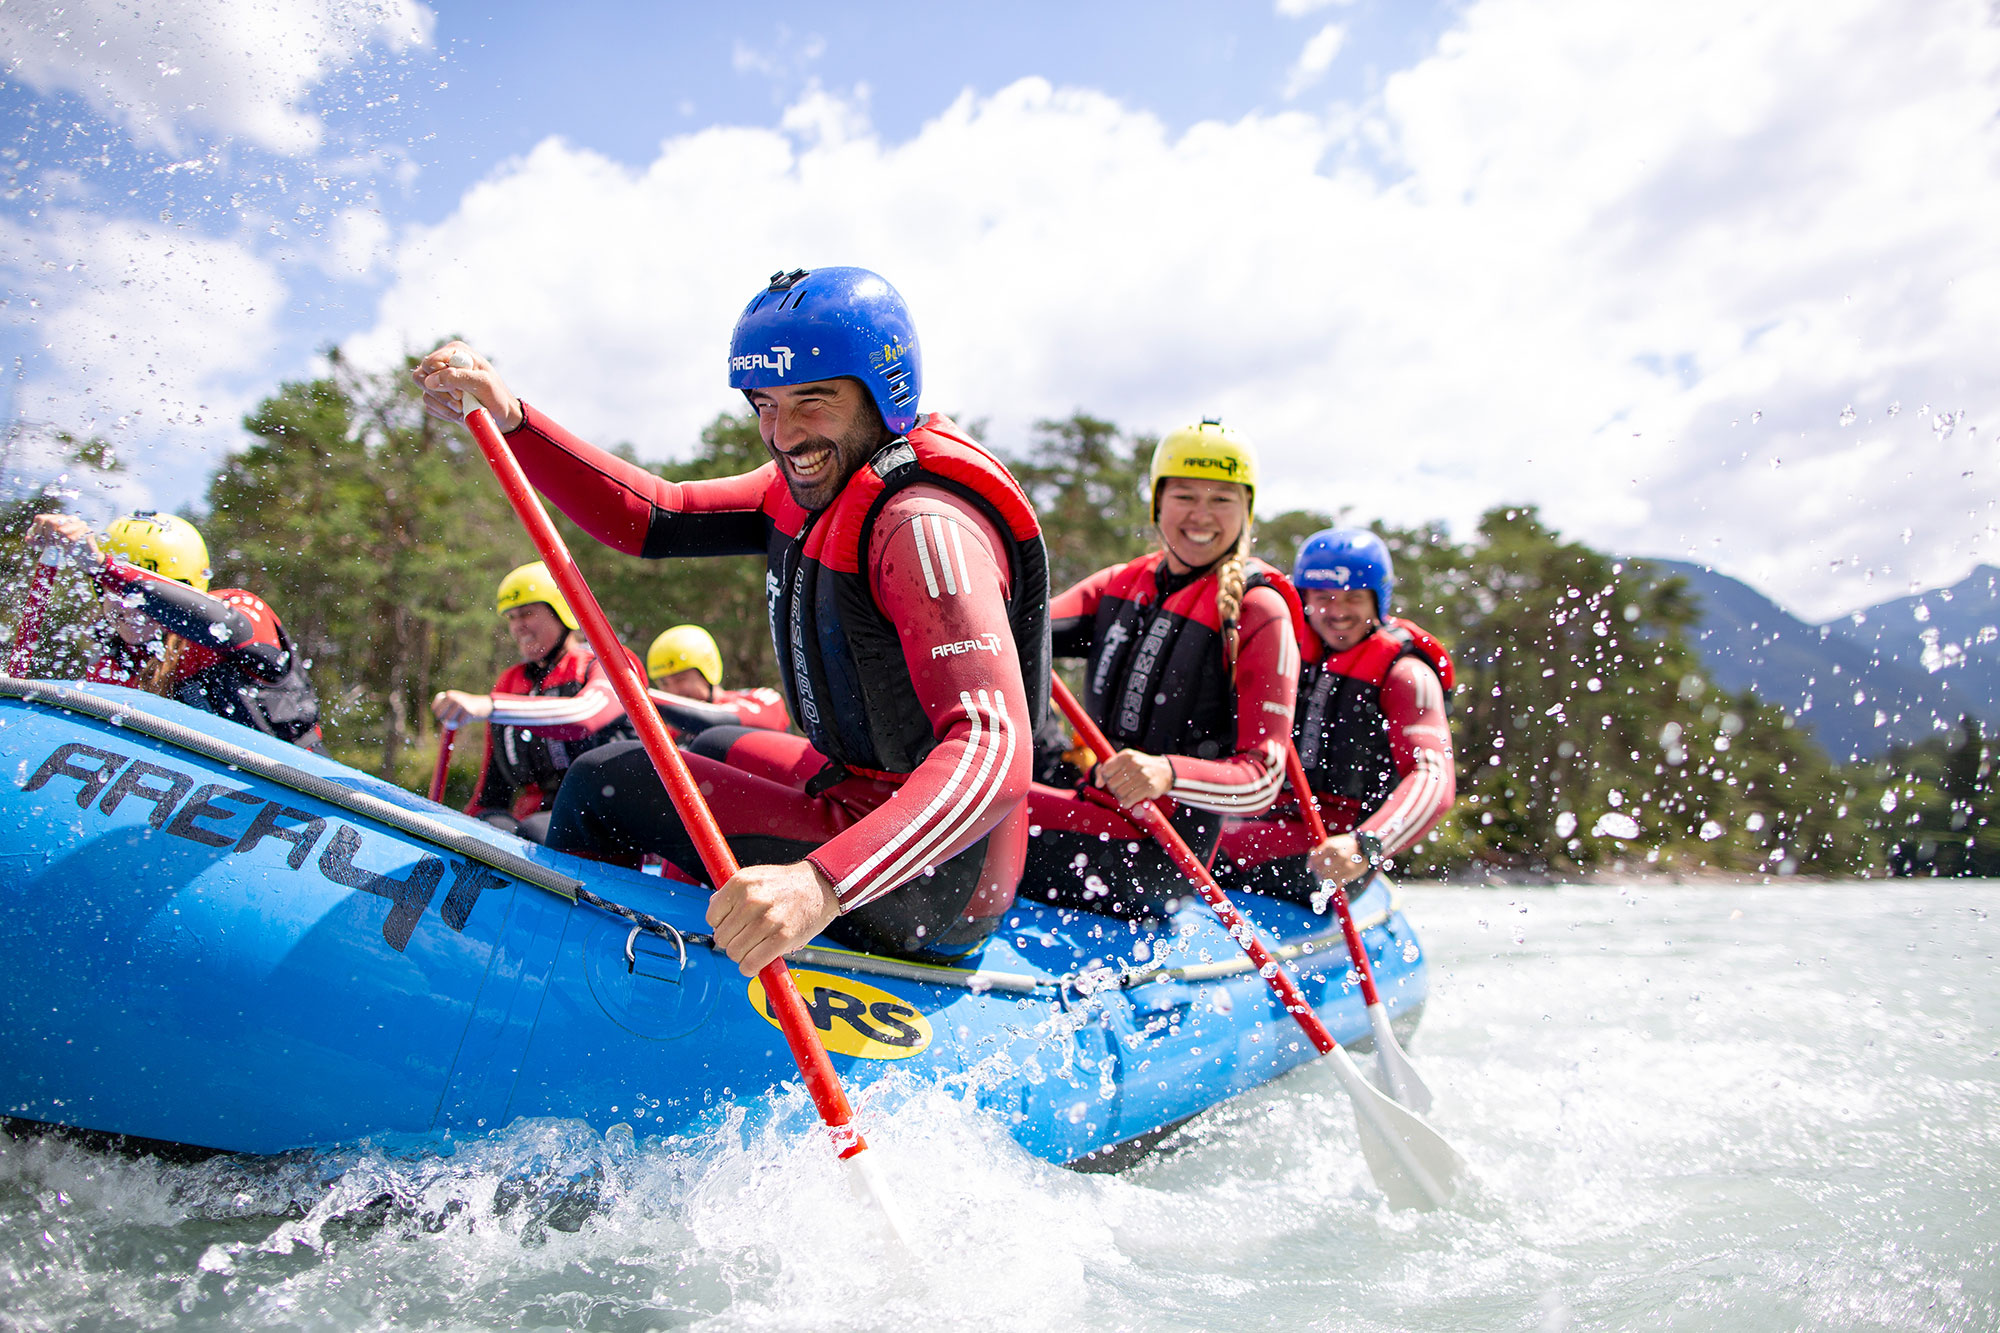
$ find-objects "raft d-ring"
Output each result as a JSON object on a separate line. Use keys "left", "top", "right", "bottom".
{"left": 625, "top": 922, "right": 688, "bottom": 974}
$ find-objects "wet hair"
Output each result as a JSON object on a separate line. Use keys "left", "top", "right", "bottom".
{"left": 133, "top": 633, "right": 185, "bottom": 698}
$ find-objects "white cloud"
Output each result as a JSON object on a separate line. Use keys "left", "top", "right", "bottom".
{"left": 0, "top": 0, "right": 434, "bottom": 154}
{"left": 324, "top": 206, "right": 393, "bottom": 278}
{"left": 9, "top": 0, "right": 1964, "bottom": 623}
{"left": 0, "top": 212, "right": 288, "bottom": 500}
{"left": 1276, "top": 0, "right": 1356, "bottom": 14}
{"left": 1285, "top": 23, "right": 1348, "bottom": 98}
{"left": 349, "top": 0, "right": 1991, "bottom": 620}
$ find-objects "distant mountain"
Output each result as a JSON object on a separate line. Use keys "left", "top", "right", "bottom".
{"left": 1825, "top": 565, "right": 2000, "bottom": 706}
{"left": 1635, "top": 559, "right": 1995, "bottom": 761}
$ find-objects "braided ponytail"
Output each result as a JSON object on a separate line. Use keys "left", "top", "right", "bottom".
{"left": 1217, "top": 520, "right": 1252, "bottom": 670}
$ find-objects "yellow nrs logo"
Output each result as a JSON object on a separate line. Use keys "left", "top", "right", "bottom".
{"left": 747, "top": 968, "right": 933, "bottom": 1060}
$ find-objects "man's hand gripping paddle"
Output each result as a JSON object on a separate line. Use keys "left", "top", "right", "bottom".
{"left": 447, "top": 353, "right": 909, "bottom": 1244}
{"left": 1282, "top": 742, "right": 1437, "bottom": 1113}
{"left": 1052, "top": 677, "right": 1462, "bottom": 1209}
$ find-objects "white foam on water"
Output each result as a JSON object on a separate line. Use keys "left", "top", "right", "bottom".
{"left": 2, "top": 884, "right": 1995, "bottom": 1331}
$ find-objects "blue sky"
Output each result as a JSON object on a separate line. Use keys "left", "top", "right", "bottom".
{"left": 2, "top": 0, "right": 1996, "bottom": 620}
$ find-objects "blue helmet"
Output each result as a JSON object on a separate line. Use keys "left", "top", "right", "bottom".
{"left": 1293, "top": 527, "right": 1395, "bottom": 619}
{"left": 727, "top": 267, "right": 922, "bottom": 435}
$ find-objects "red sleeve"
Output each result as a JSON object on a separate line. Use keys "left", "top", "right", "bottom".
{"left": 1163, "top": 584, "right": 1298, "bottom": 815}
{"left": 506, "top": 401, "right": 772, "bottom": 557}
{"left": 648, "top": 685, "right": 789, "bottom": 734}
{"left": 1048, "top": 565, "right": 1115, "bottom": 658}
{"left": 487, "top": 672, "right": 625, "bottom": 739}
{"left": 1359, "top": 655, "right": 1455, "bottom": 855}
{"left": 805, "top": 486, "right": 1033, "bottom": 912}
{"left": 720, "top": 687, "right": 790, "bottom": 730}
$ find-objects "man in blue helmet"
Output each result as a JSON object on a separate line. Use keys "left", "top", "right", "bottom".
{"left": 1215, "top": 528, "right": 1457, "bottom": 901}
{"left": 415, "top": 268, "right": 1050, "bottom": 974}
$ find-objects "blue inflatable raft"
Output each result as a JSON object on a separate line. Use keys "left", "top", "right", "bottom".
{"left": 0, "top": 677, "right": 1429, "bottom": 1167}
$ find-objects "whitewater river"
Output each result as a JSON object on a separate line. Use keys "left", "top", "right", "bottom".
{"left": 2, "top": 883, "right": 1993, "bottom": 1332}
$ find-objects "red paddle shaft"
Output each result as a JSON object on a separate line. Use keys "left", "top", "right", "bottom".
{"left": 427, "top": 725, "right": 458, "bottom": 804}
{"left": 460, "top": 404, "right": 869, "bottom": 1160}
{"left": 1051, "top": 677, "right": 1338, "bottom": 1058}
{"left": 8, "top": 561, "right": 54, "bottom": 677}
{"left": 1282, "top": 743, "right": 1384, "bottom": 1010}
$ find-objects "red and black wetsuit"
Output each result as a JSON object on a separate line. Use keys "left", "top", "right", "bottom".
{"left": 501, "top": 403, "right": 1048, "bottom": 959}
{"left": 466, "top": 636, "right": 637, "bottom": 843}
{"left": 1025, "top": 551, "right": 1302, "bottom": 918}
{"left": 1216, "top": 617, "right": 1456, "bottom": 904}
{"left": 649, "top": 684, "right": 790, "bottom": 738}
{"left": 86, "top": 560, "right": 323, "bottom": 750}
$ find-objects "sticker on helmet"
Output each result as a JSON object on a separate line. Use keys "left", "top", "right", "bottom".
{"left": 729, "top": 346, "right": 795, "bottom": 376}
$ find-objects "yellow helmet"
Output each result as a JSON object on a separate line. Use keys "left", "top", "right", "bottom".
{"left": 103, "top": 512, "right": 211, "bottom": 591}
{"left": 647, "top": 624, "right": 723, "bottom": 687}
{"left": 1149, "top": 417, "right": 1257, "bottom": 519}
{"left": 495, "top": 560, "right": 578, "bottom": 630}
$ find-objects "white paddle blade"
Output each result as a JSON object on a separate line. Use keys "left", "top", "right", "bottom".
{"left": 1368, "top": 1001, "right": 1436, "bottom": 1114}
{"left": 1330, "top": 1046, "right": 1465, "bottom": 1211}
{"left": 844, "top": 1147, "right": 914, "bottom": 1254}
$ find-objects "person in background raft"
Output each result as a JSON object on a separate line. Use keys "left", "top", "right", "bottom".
{"left": 644, "top": 623, "right": 790, "bottom": 737}
{"left": 431, "top": 561, "right": 638, "bottom": 844}
{"left": 1215, "top": 528, "right": 1455, "bottom": 903}
{"left": 414, "top": 267, "right": 1049, "bottom": 974}
{"left": 1023, "top": 420, "right": 1303, "bottom": 919}
{"left": 28, "top": 511, "right": 324, "bottom": 751}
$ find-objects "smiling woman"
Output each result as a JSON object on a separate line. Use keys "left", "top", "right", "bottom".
{"left": 1021, "top": 419, "right": 1305, "bottom": 919}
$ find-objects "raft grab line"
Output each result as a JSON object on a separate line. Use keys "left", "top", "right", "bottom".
{"left": 0, "top": 674, "right": 582, "bottom": 901}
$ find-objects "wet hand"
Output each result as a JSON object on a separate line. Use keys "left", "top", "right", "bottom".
{"left": 430, "top": 690, "right": 493, "bottom": 726}
{"left": 1097, "top": 748, "right": 1174, "bottom": 808}
{"left": 412, "top": 341, "right": 522, "bottom": 432}
{"left": 1309, "top": 833, "right": 1368, "bottom": 889}
{"left": 706, "top": 862, "right": 841, "bottom": 978}
{"left": 27, "top": 513, "right": 103, "bottom": 566}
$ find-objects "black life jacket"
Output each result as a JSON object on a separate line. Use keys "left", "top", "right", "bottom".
{"left": 763, "top": 415, "right": 1051, "bottom": 776}
{"left": 1079, "top": 550, "right": 1301, "bottom": 759}
{"left": 488, "top": 641, "right": 632, "bottom": 798}
{"left": 174, "top": 625, "right": 322, "bottom": 749}
{"left": 1294, "top": 617, "right": 1453, "bottom": 809}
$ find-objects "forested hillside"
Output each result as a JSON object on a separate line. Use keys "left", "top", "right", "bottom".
{"left": 3, "top": 350, "right": 1983, "bottom": 879}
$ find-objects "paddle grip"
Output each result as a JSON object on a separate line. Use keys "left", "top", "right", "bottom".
{"left": 426, "top": 724, "right": 458, "bottom": 805}
{"left": 460, "top": 400, "right": 865, "bottom": 1149}
{"left": 1051, "top": 677, "right": 1337, "bottom": 1057}
{"left": 1282, "top": 741, "right": 1383, "bottom": 1009}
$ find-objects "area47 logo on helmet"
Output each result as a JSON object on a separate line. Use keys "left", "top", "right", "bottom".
{"left": 729, "top": 345, "right": 794, "bottom": 377}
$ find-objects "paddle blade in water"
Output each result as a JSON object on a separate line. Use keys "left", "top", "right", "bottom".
{"left": 1368, "top": 1001, "right": 1435, "bottom": 1114}
{"left": 844, "top": 1147, "right": 913, "bottom": 1254}
{"left": 1332, "top": 1046, "right": 1464, "bottom": 1210}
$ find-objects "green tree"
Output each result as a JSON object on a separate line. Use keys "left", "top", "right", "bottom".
{"left": 1873, "top": 719, "right": 1999, "bottom": 877}
{"left": 1004, "top": 412, "right": 1157, "bottom": 593}
{"left": 1387, "top": 508, "right": 1878, "bottom": 877}
{"left": 552, "top": 411, "right": 777, "bottom": 692}
{"left": 1, "top": 425, "right": 134, "bottom": 680}
{"left": 204, "top": 349, "right": 520, "bottom": 778}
